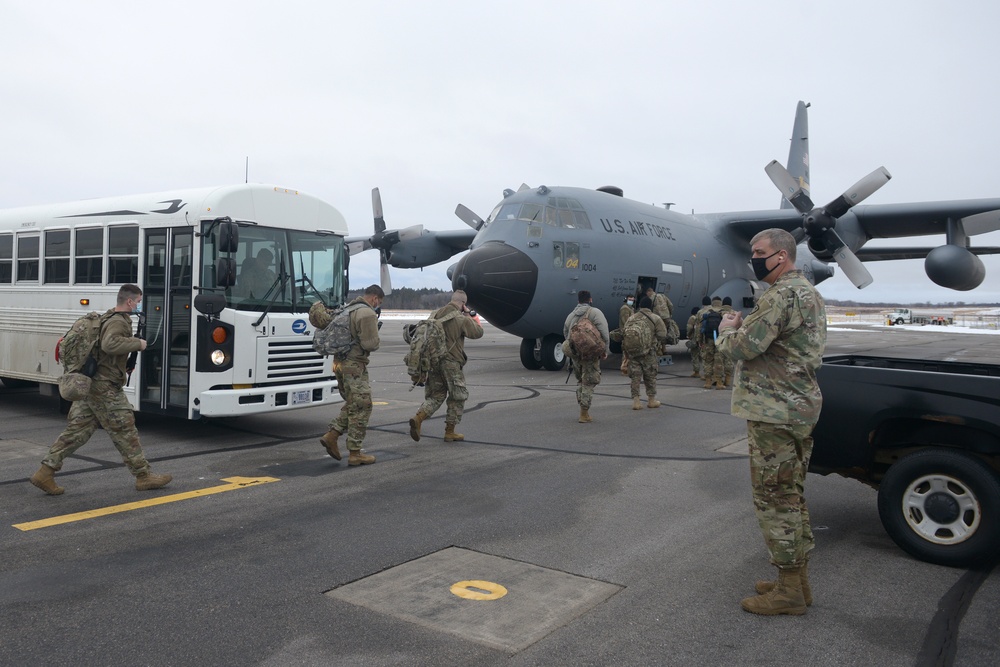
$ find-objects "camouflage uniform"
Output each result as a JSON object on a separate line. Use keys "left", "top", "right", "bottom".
{"left": 418, "top": 302, "right": 484, "bottom": 427}
{"left": 716, "top": 270, "right": 827, "bottom": 569}
{"left": 618, "top": 301, "right": 635, "bottom": 374}
{"left": 329, "top": 297, "right": 381, "bottom": 451}
{"left": 718, "top": 302, "right": 736, "bottom": 384}
{"left": 625, "top": 309, "right": 666, "bottom": 401}
{"left": 686, "top": 311, "right": 702, "bottom": 376}
{"left": 42, "top": 310, "right": 150, "bottom": 475}
{"left": 563, "top": 304, "right": 610, "bottom": 410}
{"left": 649, "top": 291, "right": 678, "bottom": 348}
{"left": 699, "top": 299, "right": 725, "bottom": 386}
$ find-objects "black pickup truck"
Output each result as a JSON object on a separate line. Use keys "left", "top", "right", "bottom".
{"left": 810, "top": 354, "right": 1000, "bottom": 567}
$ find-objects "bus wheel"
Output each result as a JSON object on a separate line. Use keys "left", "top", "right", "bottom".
{"left": 877, "top": 449, "right": 1000, "bottom": 567}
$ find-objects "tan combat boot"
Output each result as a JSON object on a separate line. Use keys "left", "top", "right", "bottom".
{"left": 135, "top": 471, "right": 172, "bottom": 491}
{"left": 319, "top": 430, "right": 342, "bottom": 460}
{"left": 703, "top": 378, "right": 713, "bottom": 389}
{"left": 741, "top": 567, "right": 807, "bottom": 615}
{"left": 579, "top": 408, "right": 592, "bottom": 423}
{"left": 444, "top": 423, "right": 465, "bottom": 442}
{"left": 348, "top": 449, "right": 376, "bottom": 465}
{"left": 690, "top": 370, "right": 700, "bottom": 378}
{"left": 647, "top": 398, "right": 661, "bottom": 408}
{"left": 715, "top": 380, "right": 726, "bottom": 390}
{"left": 756, "top": 562, "right": 812, "bottom": 606}
{"left": 30, "top": 464, "right": 64, "bottom": 496}
{"left": 724, "top": 374, "right": 732, "bottom": 387}
{"left": 409, "top": 410, "right": 427, "bottom": 442}
{"left": 632, "top": 397, "right": 643, "bottom": 410}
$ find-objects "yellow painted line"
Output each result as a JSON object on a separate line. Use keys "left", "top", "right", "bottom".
{"left": 373, "top": 401, "right": 389, "bottom": 405}
{"left": 450, "top": 580, "right": 508, "bottom": 600}
{"left": 13, "top": 476, "right": 280, "bottom": 532}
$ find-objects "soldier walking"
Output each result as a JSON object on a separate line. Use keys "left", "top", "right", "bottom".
{"left": 700, "top": 296, "right": 726, "bottom": 389}
{"left": 686, "top": 306, "right": 702, "bottom": 378}
{"left": 624, "top": 297, "right": 666, "bottom": 410}
{"left": 563, "top": 290, "right": 610, "bottom": 423}
{"left": 618, "top": 295, "right": 635, "bottom": 375}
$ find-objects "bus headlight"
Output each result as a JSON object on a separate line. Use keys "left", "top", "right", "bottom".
{"left": 197, "top": 319, "right": 234, "bottom": 372}
{"left": 211, "top": 349, "right": 227, "bottom": 366}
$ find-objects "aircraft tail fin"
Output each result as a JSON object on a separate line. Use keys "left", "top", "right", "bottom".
{"left": 781, "top": 101, "right": 811, "bottom": 210}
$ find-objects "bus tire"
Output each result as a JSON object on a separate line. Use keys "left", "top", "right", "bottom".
{"left": 877, "top": 448, "right": 1000, "bottom": 567}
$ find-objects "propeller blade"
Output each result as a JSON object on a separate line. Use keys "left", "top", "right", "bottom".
{"left": 379, "top": 251, "right": 392, "bottom": 295}
{"left": 455, "top": 204, "right": 485, "bottom": 230}
{"left": 372, "top": 187, "right": 386, "bottom": 233}
{"left": 346, "top": 240, "right": 371, "bottom": 256}
{"left": 822, "top": 229, "right": 873, "bottom": 289}
{"left": 765, "top": 160, "right": 814, "bottom": 213}
{"left": 397, "top": 224, "right": 423, "bottom": 242}
{"left": 824, "top": 167, "right": 892, "bottom": 218}
{"left": 961, "top": 209, "right": 1000, "bottom": 236}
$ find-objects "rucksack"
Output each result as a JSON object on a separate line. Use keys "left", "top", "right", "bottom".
{"left": 313, "top": 302, "right": 366, "bottom": 357}
{"left": 568, "top": 308, "right": 604, "bottom": 361}
{"left": 622, "top": 312, "right": 655, "bottom": 357}
{"left": 665, "top": 317, "right": 681, "bottom": 346}
{"left": 701, "top": 310, "right": 723, "bottom": 339}
{"left": 404, "top": 310, "right": 462, "bottom": 387}
{"left": 59, "top": 312, "right": 105, "bottom": 374}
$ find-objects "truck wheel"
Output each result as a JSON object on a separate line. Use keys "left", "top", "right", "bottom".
{"left": 539, "top": 334, "right": 567, "bottom": 371}
{"left": 519, "top": 338, "right": 542, "bottom": 370}
{"left": 877, "top": 449, "right": 1000, "bottom": 567}
{"left": 895, "top": 318, "right": 904, "bottom": 325}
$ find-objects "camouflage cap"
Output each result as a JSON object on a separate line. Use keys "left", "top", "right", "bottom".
{"left": 58, "top": 372, "right": 92, "bottom": 402}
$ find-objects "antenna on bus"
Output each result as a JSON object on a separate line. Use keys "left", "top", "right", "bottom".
{"left": 245, "top": 157, "right": 249, "bottom": 183}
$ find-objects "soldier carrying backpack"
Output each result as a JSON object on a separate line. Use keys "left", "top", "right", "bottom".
{"left": 623, "top": 296, "right": 667, "bottom": 410}
{"left": 562, "top": 290, "right": 610, "bottom": 424}
{"left": 30, "top": 284, "right": 173, "bottom": 496}
{"left": 407, "top": 290, "right": 484, "bottom": 443}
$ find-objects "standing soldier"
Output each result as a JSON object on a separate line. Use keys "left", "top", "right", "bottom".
{"left": 30, "top": 284, "right": 172, "bottom": 495}
{"left": 618, "top": 295, "right": 636, "bottom": 376}
{"left": 409, "top": 290, "right": 484, "bottom": 442}
{"left": 686, "top": 306, "right": 702, "bottom": 378}
{"left": 701, "top": 296, "right": 725, "bottom": 389}
{"left": 645, "top": 285, "right": 678, "bottom": 351}
{"left": 563, "top": 290, "right": 610, "bottom": 423}
{"left": 716, "top": 228, "right": 827, "bottom": 616}
{"left": 719, "top": 296, "right": 736, "bottom": 387}
{"left": 320, "top": 284, "right": 383, "bottom": 465}
{"left": 624, "top": 296, "right": 667, "bottom": 410}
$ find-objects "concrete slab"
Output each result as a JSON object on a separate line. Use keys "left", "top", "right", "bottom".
{"left": 325, "top": 546, "right": 622, "bottom": 652}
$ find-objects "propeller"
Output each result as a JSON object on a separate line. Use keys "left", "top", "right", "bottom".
{"left": 350, "top": 188, "right": 424, "bottom": 295}
{"left": 455, "top": 203, "right": 485, "bottom": 231}
{"left": 765, "top": 160, "right": 891, "bottom": 289}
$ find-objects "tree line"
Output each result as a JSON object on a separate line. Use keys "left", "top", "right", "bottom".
{"left": 346, "top": 287, "right": 453, "bottom": 310}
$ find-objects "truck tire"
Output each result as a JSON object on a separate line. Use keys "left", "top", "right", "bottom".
{"left": 895, "top": 318, "right": 904, "bottom": 325}
{"left": 877, "top": 449, "right": 1000, "bottom": 567}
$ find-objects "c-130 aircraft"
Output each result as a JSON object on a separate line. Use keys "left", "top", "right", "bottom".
{"left": 349, "top": 101, "right": 1000, "bottom": 371}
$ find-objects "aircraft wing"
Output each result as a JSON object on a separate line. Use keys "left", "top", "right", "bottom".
{"left": 432, "top": 229, "right": 478, "bottom": 250}
{"left": 855, "top": 246, "right": 1000, "bottom": 261}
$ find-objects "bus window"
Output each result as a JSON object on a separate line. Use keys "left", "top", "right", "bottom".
{"left": 290, "top": 230, "right": 346, "bottom": 306}
{"left": 44, "top": 230, "right": 70, "bottom": 284}
{"left": 74, "top": 228, "right": 103, "bottom": 284}
{"left": 17, "top": 235, "right": 39, "bottom": 281}
{"left": 108, "top": 225, "right": 139, "bottom": 283}
{"left": 0, "top": 235, "right": 11, "bottom": 283}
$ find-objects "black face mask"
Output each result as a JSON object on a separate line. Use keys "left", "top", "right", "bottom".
{"left": 751, "top": 251, "right": 781, "bottom": 281}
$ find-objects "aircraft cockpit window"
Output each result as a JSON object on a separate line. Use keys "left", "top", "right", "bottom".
{"left": 495, "top": 203, "right": 520, "bottom": 223}
{"left": 572, "top": 210, "right": 592, "bottom": 230}
{"left": 545, "top": 197, "right": 591, "bottom": 229}
{"left": 518, "top": 203, "right": 544, "bottom": 223}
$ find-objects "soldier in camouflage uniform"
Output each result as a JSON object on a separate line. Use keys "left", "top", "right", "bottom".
{"left": 700, "top": 296, "right": 725, "bottom": 389}
{"left": 618, "top": 296, "right": 635, "bottom": 376}
{"left": 685, "top": 306, "right": 702, "bottom": 378}
{"left": 718, "top": 296, "right": 736, "bottom": 387}
{"left": 30, "top": 284, "right": 172, "bottom": 495}
{"left": 645, "top": 285, "right": 678, "bottom": 350}
{"left": 563, "top": 290, "right": 610, "bottom": 423}
{"left": 409, "top": 290, "right": 484, "bottom": 441}
{"left": 626, "top": 297, "right": 667, "bottom": 410}
{"left": 716, "top": 229, "right": 827, "bottom": 616}
{"left": 320, "top": 284, "right": 383, "bottom": 465}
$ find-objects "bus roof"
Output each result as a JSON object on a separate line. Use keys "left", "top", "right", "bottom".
{"left": 0, "top": 183, "right": 348, "bottom": 235}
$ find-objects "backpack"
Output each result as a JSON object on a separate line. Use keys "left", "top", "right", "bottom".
{"left": 622, "top": 312, "right": 655, "bottom": 357}
{"left": 313, "top": 303, "right": 366, "bottom": 357}
{"left": 568, "top": 308, "right": 604, "bottom": 361}
{"left": 56, "top": 312, "right": 106, "bottom": 401}
{"left": 404, "top": 310, "right": 462, "bottom": 387}
{"left": 665, "top": 317, "right": 681, "bottom": 346}
{"left": 701, "top": 310, "right": 723, "bottom": 339}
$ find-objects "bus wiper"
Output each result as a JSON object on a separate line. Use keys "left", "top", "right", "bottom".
{"left": 253, "top": 258, "right": 291, "bottom": 327}
{"left": 296, "top": 256, "right": 328, "bottom": 306}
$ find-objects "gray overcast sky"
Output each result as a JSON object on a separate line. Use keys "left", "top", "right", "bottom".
{"left": 3, "top": 0, "right": 998, "bottom": 303}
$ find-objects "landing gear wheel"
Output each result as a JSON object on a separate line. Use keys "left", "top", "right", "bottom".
{"left": 877, "top": 448, "right": 1000, "bottom": 567}
{"left": 540, "top": 334, "right": 567, "bottom": 371}
{"left": 519, "top": 338, "right": 542, "bottom": 370}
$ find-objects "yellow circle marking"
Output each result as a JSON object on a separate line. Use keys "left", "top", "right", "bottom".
{"left": 450, "top": 580, "right": 508, "bottom": 600}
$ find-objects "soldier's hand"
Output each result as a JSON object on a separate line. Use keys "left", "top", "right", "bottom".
{"left": 720, "top": 312, "right": 742, "bottom": 331}
{"left": 138, "top": 338, "right": 148, "bottom": 351}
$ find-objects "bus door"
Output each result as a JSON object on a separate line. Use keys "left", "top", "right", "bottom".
{"left": 139, "top": 228, "right": 193, "bottom": 416}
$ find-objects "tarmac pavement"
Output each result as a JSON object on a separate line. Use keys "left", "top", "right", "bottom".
{"left": 1, "top": 321, "right": 998, "bottom": 666}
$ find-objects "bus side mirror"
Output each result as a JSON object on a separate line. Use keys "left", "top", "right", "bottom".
{"left": 219, "top": 221, "right": 239, "bottom": 253}
{"left": 215, "top": 258, "right": 236, "bottom": 288}
{"left": 195, "top": 293, "right": 228, "bottom": 318}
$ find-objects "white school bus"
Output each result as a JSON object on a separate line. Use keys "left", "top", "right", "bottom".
{"left": 0, "top": 183, "right": 350, "bottom": 419}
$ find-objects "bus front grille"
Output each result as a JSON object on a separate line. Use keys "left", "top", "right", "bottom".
{"left": 265, "top": 339, "right": 328, "bottom": 380}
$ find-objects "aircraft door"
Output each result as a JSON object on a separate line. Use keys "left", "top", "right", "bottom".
{"left": 139, "top": 228, "right": 193, "bottom": 416}
{"left": 682, "top": 258, "right": 709, "bottom": 305}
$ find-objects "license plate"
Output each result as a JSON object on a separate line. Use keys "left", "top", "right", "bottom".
{"left": 291, "top": 389, "right": 312, "bottom": 405}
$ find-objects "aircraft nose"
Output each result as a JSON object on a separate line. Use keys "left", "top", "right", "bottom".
{"left": 452, "top": 242, "right": 537, "bottom": 327}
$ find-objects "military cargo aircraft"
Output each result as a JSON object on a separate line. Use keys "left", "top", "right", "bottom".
{"left": 348, "top": 101, "right": 1000, "bottom": 370}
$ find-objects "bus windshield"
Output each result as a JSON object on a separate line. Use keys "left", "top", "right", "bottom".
{"left": 201, "top": 222, "right": 346, "bottom": 312}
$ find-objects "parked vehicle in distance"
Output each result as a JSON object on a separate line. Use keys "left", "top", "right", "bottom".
{"left": 810, "top": 354, "right": 1000, "bottom": 567}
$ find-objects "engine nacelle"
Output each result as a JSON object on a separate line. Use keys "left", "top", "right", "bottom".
{"left": 925, "top": 245, "right": 985, "bottom": 291}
